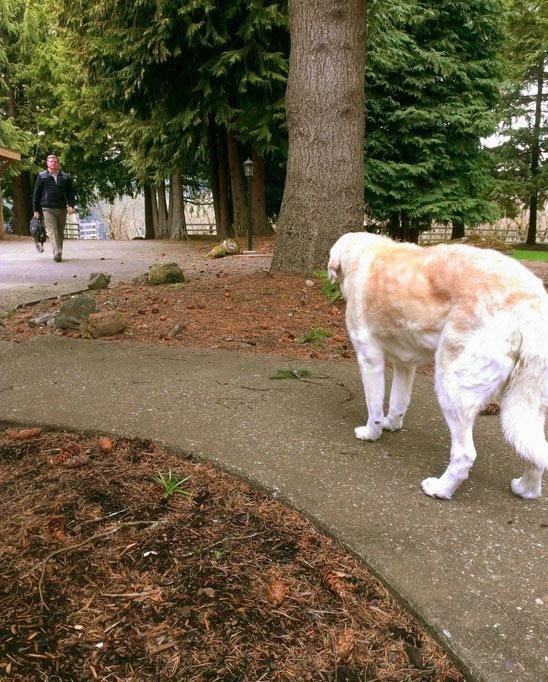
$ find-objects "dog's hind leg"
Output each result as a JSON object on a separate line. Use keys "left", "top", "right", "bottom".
{"left": 383, "top": 363, "right": 416, "bottom": 432}
{"left": 421, "top": 406, "right": 479, "bottom": 499}
{"left": 502, "top": 361, "right": 548, "bottom": 499}
{"left": 422, "top": 343, "right": 509, "bottom": 499}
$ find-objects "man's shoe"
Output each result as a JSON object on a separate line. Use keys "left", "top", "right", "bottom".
{"left": 53, "top": 254, "right": 62, "bottom": 262}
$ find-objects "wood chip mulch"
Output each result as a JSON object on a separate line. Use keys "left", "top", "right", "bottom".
{"left": 0, "top": 428, "right": 466, "bottom": 681}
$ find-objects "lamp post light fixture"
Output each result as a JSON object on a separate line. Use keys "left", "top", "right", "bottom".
{"left": 243, "top": 158, "right": 254, "bottom": 253}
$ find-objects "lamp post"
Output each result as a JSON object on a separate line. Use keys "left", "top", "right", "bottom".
{"left": 243, "top": 158, "right": 254, "bottom": 253}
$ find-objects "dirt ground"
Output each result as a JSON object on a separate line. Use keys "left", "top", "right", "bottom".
{"left": 2, "top": 238, "right": 546, "bottom": 681}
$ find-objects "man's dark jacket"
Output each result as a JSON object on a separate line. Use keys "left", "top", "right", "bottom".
{"left": 32, "top": 171, "right": 75, "bottom": 212}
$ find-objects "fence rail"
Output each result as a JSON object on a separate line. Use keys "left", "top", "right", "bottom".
{"left": 64, "top": 222, "right": 107, "bottom": 240}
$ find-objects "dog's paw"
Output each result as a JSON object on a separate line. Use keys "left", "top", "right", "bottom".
{"left": 355, "top": 425, "right": 382, "bottom": 441}
{"left": 511, "top": 476, "right": 541, "bottom": 500}
{"left": 382, "top": 415, "right": 403, "bottom": 432}
{"left": 421, "top": 477, "right": 453, "bottom": 499}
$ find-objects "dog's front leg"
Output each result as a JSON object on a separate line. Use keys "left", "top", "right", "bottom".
{"left": 354, "top": 344, "right": 385, "bottom": 441}
{"left": 383, "top": 363, "right": 416, "bottom": 432}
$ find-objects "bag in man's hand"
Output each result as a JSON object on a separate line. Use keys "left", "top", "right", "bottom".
{"left": 29, "top": 217, "right": 47, "bottom": 252}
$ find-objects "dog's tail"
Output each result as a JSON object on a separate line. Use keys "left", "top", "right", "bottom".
{"left": 500, "top": 309, "right": 548, "bottom": 478}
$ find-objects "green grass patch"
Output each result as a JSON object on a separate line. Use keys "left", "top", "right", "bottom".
{"left": 512, "top": 249, "right": 548, "bottom": 262}
{"left": 313, "top": 270, "right": 343, "bottom": 303}
{"left": 296, "top": 327, "right": 334, "bottom": 344}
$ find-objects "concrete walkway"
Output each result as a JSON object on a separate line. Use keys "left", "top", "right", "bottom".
{"left": 1, "top": 236, "right": 547, "bottom": 681}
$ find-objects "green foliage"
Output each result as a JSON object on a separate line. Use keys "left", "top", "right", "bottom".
{"left": 313, "top": 270, "right": 343, "bottom": 303}
{"left": 57, "top": 0, "right": 288, "bottom": 185}
{"left": 152, "top": 470, "right": 192, "bottom": 500}
{"left": 512, "top": 249, "right": 548, "bottom": 262}
{"left": 296, "top": 328, "right": 333, "bottom": 345}
{"left": 365, "top": 0, "right": 505, "bottom": 233}
{"left": 488, "top": 0, "right": 548, "bottom": 231}
{"left": 270, "top": 368, "right": 314, "bottom": 380}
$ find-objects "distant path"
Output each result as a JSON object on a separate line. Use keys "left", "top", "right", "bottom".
{"left": 0, "top": 235, "right": 274, "bottom": 311}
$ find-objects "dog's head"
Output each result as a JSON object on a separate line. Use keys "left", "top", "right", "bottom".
{"left": 328, "top": 232, "right": 376, "bottom": 284}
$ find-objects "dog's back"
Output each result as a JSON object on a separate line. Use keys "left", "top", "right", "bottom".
{"left": 330, "top": 232, "right": 548, "bottom": 362}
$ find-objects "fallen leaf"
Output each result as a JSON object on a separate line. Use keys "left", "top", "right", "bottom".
{"left": 99, "top": 436, "right": 113, "bottom": 453}
{"left": 266, "top": 579, "right": 286, "bottom": 607}
{"left": 335, "top": 628, "right": 355, "bottom": 662}
{"left": 5, "top": 427, "right": 42, "bottom": 441}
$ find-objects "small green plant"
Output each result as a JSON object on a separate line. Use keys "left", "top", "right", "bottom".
{"left": 296, "top": 327, "right": 334, "bottom": 344}
{"left": 152, "top": 469, "right": 192, "bottom": 499}
{"left": 270, "top": 368, "right": 314, "bottom": 380}
{"left": 313, "top": 269, "right": 343, "bottom": 303}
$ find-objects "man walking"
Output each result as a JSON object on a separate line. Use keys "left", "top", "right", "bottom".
{"left": 32, "top": 154, "right": 76, "bottom": 262}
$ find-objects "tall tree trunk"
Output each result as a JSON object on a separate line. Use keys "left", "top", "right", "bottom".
{"left": 144, "top": 184, "right": 154, "bottom": 239}
{"left": 12, "top": 171, "right": 33, "bottom": 235}
{"left": 169, "top": 171, "right": 187, "bottom": 239}
{"left": 251, "top": 153, "right": 273, "bottom": 235}
{"left": 227, "top": 132, "right": 247, "bottom": 237}
{"left": 451, "top": 219, "right": 465, "bottom": 240}
{"left": 156, "top": 180, "right": 169, "bottom": 238}
{"left": 526, "top": 59, "right": 544, "bottom": 246}
{"left": 0, "top": 182, "right": 5, "bottom": 239}
{"left": 272, "top": 0, "right": 366, "bottom": 274}
{"left": 209, "top": 121, "right": 232, "bottom": 238}
{"left": 388, "top": 213, "right": 400, "bottom": 239}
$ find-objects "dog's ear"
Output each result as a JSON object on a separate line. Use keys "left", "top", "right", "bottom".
{"left": 328, "top": 242, "right": 342, "bottom": 283}
{"left": 327, "top": 255, "right": 340, "bottom": 283}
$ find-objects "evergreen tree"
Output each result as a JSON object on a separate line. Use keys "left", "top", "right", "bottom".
{"left": 365, "top": 0, "right": 505, "bottom": 241}
{"left": 490, "top": 0, "right": 548, "bottom": 244}
{"left": 59, "top": 0, "right": 288, "bottom": 238}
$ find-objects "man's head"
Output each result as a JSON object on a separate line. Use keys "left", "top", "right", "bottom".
{"left": 46, "top": 155, "right": 60, "bottom": 171}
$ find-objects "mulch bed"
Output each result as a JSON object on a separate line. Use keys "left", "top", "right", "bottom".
{"left": 0, "top": 428, "right": 465, "bottom": 681}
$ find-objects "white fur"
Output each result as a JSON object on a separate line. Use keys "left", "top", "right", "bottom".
{"left": 328, "top": 232, "right": 548, "bottom": 499}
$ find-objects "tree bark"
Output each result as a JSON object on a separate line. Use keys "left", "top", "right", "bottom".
{"left": 209, "top": 121, "right": 233, "bottom": 238}
{"left": 227, "top": 132, "right": 247, "bottom": 237}
{"left": 388, "top": 213, "right": 400, "bottom": 240}
{"left": 144, "top": 184, "right": 154, "bottom": 239}
{"left": 251, "top": 153, "right": 273, "bottom": 235}
{"left": 271, "top": 0, "right": 366, "bottom": 274}
{"left": 156, "top": 180, "right": 169, "bottom": 238}
{"left": 12, "top": 171, "right": 33, "bottom": 235}
{"left": 169, "top": 171, "right": 187, "bottom": 239}
{"left": 526, "top": 59, "right": 544, "bottom": 246}
{"left": 451, "top": 219, "right": 465, "bottom": 240}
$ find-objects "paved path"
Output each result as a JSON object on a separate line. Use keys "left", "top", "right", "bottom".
{"left": 1, "top": 236, "right": 548, "bottom": 681}
{"left": 0, "top": 235, "right": 271, "bottom": 311}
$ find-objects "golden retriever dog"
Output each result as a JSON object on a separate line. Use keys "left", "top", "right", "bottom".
{"left": 328, "top": 231, "right": 548, "bottom": 499}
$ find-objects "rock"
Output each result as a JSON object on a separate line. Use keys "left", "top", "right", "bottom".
{"left": 132, "top": 273, "right": 149, "bottom": 286}
{"left": 207, "top": 245, "right": 227, "bottom": 259}
{"left": 207, "top": 239, "right": 241, "bottom": 259}
{"left": 169, "top": 323, "right": 185, "bottom": 338}
{"left": 88, "top": 272, "right": 111, "bottom": 290}
{"left": 28, "top": 313, "right": 57, "bottom": 327}
{"left": 148, "top": 262, "right": 185, "bottom": 285}
{"left": 80, "top": 311, "right": 127, "bottom": 339}
{"left": 220, "top": 238, "right": 240, "bottom": 255}
{"left": 55, "top": 294, "right": 96, "bottom": 329}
